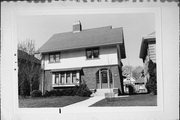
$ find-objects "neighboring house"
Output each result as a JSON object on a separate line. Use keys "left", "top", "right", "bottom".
{"left": 134, "top": 77, "right": 147, "bottom": 93}
{"left": 123, "top": 76, "right": 136, "bottom": 94}
{"left": 38, "top": 21, "right": 126, "bottom": 95}
{"left": 18, "top": 50, "right": 41, "bottom": 96}
{"left": 139, "top": 32, "right": 156, "bottom": 82}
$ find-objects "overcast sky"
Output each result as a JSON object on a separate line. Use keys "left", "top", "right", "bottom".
{"left": 17, "top": 13, "right": 155, "bottom": 67}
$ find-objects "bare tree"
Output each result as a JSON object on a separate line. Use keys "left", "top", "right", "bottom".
{"left": 18, "top": 39, "right": 35, "bottom": 55}
{"left": 18, "top": 39, "right": 41, "bottom": 96}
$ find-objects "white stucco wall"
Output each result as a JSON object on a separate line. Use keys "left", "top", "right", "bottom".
{"left": 42, "top": 45, "right": 118, "bottom": 70}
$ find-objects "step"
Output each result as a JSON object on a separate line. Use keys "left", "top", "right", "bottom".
{"left": 93, "top": 89, "right": 117, "bottom": 96}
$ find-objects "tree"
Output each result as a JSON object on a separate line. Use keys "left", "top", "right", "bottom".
{"left": 18, "top": 39, "right": 41, "bottom": 96}
{"left": 18, "top": 39, "right": 35, "bottom": 55}
{"left": 145, "top": 60, "right": 157, "bottom": 95}
{"left": 122, "top": 65, "right": 133, "bottom": 78}
{"left": 132, "top": 66, "right": 144, "bottom": 81}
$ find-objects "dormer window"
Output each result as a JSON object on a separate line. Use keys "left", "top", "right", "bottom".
{"left": 86, "top": 48, "right": 99, "bottom": 59}
{"left": 49, "top": 52, "right": 60, "bottom": 63}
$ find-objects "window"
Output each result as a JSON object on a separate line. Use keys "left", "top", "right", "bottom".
{"left": 55, "top": 73, "right": 59, "bottom": 84}
{"left": 72, "top": 72, "right": 77, "bottom": 83}
{"left": 60, "top": 73, "right": 65, "bottom": 84}
{"left": 53, "top": 71, "right": 80, "bottom": 86}
{"left": 66, "top": 72, "right": 71, "bottom": 84}
{"left": 49, "top": 52, "right": 60, "bottom": 63}
{"left": 86, "top": 48, "right": 99, "bottom": 59}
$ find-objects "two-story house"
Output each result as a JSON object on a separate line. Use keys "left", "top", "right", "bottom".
{"left": 139, "top": 32, "right": 156, "bottom": 82}
{"left": 38, "top": 21, "right": 126, "bottom": 95}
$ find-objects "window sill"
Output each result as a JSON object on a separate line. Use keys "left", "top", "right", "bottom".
{"left": 52, "top": 84, "right": 78, "bottom": 87}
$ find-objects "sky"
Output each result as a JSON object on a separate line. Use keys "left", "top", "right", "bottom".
{"left": 17, "top": 13, "right": 155, "bottom": 67}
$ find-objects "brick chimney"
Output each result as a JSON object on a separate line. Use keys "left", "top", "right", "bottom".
{"left": 73, "top": 21, "right": 82, "bottom": 33}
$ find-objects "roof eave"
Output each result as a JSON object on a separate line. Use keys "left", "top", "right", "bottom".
{"left": 39, "top": 42, "right": 123, "bottom": 54}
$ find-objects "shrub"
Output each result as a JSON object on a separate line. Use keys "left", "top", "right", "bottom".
{"left": 31, "top": 90, "right": 42, "bottom": 97}
{"left": 42, "top": 83, "right": 92, "bottom": 97}
{"left": 76, "top": 84, "right": 92, "bottom": 97}
{"left": 43, "top": 90, "right": 51, "bottom": 97}
{"left": 49, "top": 89, "right": 63, "bottom": 96}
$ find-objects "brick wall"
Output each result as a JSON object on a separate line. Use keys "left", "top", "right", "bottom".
{"left": 44, "top": 70, "right": 52, "bottom": 91}
{"left": 82, "top": 65, "right": 122, "bottom": 92}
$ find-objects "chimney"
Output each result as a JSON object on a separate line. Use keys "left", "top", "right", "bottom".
{"left": 73, "top": 21, "right": 82, "bottom": 33}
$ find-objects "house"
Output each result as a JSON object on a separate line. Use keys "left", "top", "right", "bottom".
{"left": 134, "top": 77, "right": 147, "bottom": 93}
{"left": 38, "top": 21, "right": 126, "bottom": 95}
{"left": 123, "top": 76, "right": 136, "bottom": 94}
{"left": 139, "top": 32, "right": 156, "bottom": 82}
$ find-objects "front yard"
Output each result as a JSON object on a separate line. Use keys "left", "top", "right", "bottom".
{"left": 19, "top": 96, "right": 89, "bottom": 108}
{"left": 90, "top": 94, "right": 157, "bottom": 107}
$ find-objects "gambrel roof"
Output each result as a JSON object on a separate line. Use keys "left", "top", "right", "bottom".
{"left": 39, "top": 26, "right": 126, "bottom": 58}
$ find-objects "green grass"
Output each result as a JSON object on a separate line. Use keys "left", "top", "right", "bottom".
{"left": 90, "top": 94, "right": 157, "bottom": 107}
{"left": 19, "top": 96, "right": 89, "bottom": 108}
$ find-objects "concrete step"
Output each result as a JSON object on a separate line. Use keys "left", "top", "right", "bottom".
{"left": 93, "top": 89, "right": 117, "bottom": 96}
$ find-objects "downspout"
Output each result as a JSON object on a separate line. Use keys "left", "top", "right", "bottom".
{"left": 116, "top": 44, "right": 124, "bottom": 94}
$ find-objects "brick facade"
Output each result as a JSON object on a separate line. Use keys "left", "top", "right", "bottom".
{"left": 42, "top": 70, "right": 52, "bottom": 91}
{"left": 41, "top": 65, "right": 123, "bottom": 94}
{"left": 81, "top": 65, "right": 122, "bottom": 93}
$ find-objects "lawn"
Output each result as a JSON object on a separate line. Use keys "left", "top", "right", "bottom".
{"left": 19, "top": 96, "right": 89, "bottom": 108}
{"left": 90, "top": 94, "right": 157, "bottom": 107}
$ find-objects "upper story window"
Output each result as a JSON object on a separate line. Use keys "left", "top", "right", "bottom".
{"left": 86, "top": 48, "right": 99, "bottom": 59}
{"left": 49, "top": 52, "right": 60, "bottom": 63}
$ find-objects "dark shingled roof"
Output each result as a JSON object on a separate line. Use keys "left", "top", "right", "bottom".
{"left": 18, "top": 50, "right": 41, "bottom": 64}
{"left": 39, "top": 26, "right": 126, "bottom": 58}
{"left": 139, "top": 32, "right": 156, "bottom": 60}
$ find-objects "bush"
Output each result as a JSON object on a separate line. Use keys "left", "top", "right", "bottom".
{"left": 76, "top": 84, "right": 92, "bottom": 97}
{"left": 49, "top": 89, "right": 63, "bottom": 96}
{"left": 31, "top": 90, "right": 42, "bottom": 97}
{"left": 42, "top": 83, "right": 92, "bottom": 97}
{"left": 43, "top": 90, "right": 51, "bottom": 97}
{"left": 61, "top": 87, "right": 78, "bottom": 96}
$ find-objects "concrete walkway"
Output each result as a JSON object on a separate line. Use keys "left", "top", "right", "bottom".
{"left": 61, "top": 96, "right": 105, "bottom": 113}
{"left": 63, "top": 96, "right": 105, "bottom": 108}
{"left": 61, "top": 95, "right": 130, "bottom": 113}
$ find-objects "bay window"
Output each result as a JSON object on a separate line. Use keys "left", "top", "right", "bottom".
{"left": 52, "top": 71, "right": 80, "bottom": 86}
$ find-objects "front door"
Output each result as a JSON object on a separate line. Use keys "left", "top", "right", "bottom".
{"left": 96, "top": 69, "right": 112, "bottom": 89}
{"left": 101, "top": 70, "right": 108, "bottom": 88}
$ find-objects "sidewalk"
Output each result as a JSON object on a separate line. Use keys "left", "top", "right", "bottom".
{"left": 61, "top": 95, "right": 130, "bottom": 113}
{"left": 63, "top": 96, "right": 105, "bottom": 108}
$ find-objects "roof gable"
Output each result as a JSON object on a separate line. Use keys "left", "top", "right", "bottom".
{"left": 139, "top": 32, "right": 156, "bottom": 60}
{"left": 39, "top": 26, "right": 125, "bottom": 55}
